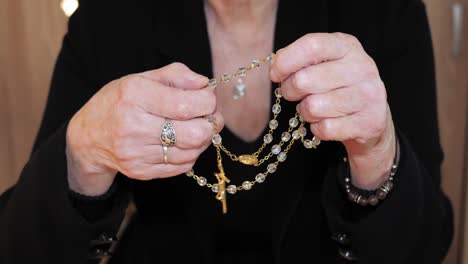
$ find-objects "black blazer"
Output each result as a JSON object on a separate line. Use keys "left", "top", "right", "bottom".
{"left": 0, "top": 0, "right": 453, "bottom": 263}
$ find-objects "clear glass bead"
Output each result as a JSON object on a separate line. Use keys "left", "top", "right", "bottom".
{"left": 267, "top": 163, "right": 277, "bottom": 173}
{"left": 242, "top": 181, "right": 253, "bottom": 190}
{"left": 222, "top": 73, "right": 232, "bottom": 82}
{"left": 281, "top": 132, "right": 291, "bottom": 142}
{"left": 238, "top": 67, "right": 247, "bottom": 77}
{"left": 277, "top": 152, "right": 287, "bottom": 162}
{"left": 303, "top": 139, "right": 314, "bottom": 149}
{"left": 211, "top": 184, "right": 219, "bottom": 193}
{"left": 251, "top": 59, "right": 260, "bottom": 68}
{"left": 227, "top": 185, "right": 237, "bottom": 194}
{"left": 197, "top": 177, "right": 207, "bottom": 186}
{"left": 206, "top": 115, "right": 214, "bottom": 122}
{"left": 271, "top": 144, "right": 281, "bottom": 154}
{"left": 185, "top": 170, "right": 194, "bottom": 177}
{"left": 269, "top": 120, "right": 279, "bottom": 130}
{"left": 255, "top": 173, "right": 266, "bottom": 183}
{"left": 298, "top": 126, "right": 307, "bottom": 137}
{"left": 208, "top": 78, "right": 217, "bottom": 88}
{"left": 289, "top": 118, "right": 299, "bottom": 128}
{"left": 274, "top": 88, "right": 282, "bottom": 98}
{"left": 263, "top": 134, "right": 273, "bottom": 144}
{"left": 212, "top": 134, "right": 222, "bottom": 145}
{"left": 266, "top": 53, "right": 274, "bottom": 62}
{"left": 272, "top": 104, "right": 281, "bottom": 114}
{"left": 292, "top": 130, "right": 301, "bottom": 140}
{"left": 298, "top": 115, "right": 304, "bottom": 122}
{"left": 311, "top": 136, "right": 321, "bottom": 147}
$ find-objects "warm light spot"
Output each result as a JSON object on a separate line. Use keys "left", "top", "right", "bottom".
{"left": 60, "top": 0, "right": 79, "bottom": 17}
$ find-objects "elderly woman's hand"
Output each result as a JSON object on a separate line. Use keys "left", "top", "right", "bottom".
{"left": 66, "top": 63, "right": 222, "bottom": 196}
{"left": 270, "top": 33, "right": 396, "bottom": 190}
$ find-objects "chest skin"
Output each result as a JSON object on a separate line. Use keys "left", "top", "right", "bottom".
{"left": 205, "top": 5, "right": 277, "bottom": 143}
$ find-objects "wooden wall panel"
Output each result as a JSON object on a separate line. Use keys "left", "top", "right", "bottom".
{"left": 426, "top": 0, "right": 468, "bottom": 263}
{"left": 0, "top": 0, "right": 67, "bottom": 194}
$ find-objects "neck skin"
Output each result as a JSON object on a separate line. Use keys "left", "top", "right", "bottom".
{"left": 204, "top": 0, "right": 278, "bottom": 40}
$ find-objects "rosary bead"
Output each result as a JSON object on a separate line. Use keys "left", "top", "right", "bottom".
{"left": 242, "top": 181, "right": 253, "bottom": 190}
{"left": 208, "top": 78, "right": 217, "bottom": 88}
{"left": 255, "top": 173, "right": 266, "bottom": 183}
{"left": 227, "top": 185, "right": 237, "bottom": 194}
{"left": 267, "top": 163, "right": 277, "bottom": 173}
{"left": 266, "top": 53, "right": 274, "bottom": 62}
{"left": 277, "top": 152, "right": 287, "bottom": 162}
{"left": 271, "top": 145, "right": 281, "bottom": 155}
{"left": 263, "top": 134, "right": 273, "bottom": 144}
{"left": 303, "top": 139, "right": 314, "bottom": 149}
{"left": 272, "top": 104, "right": 282, "bottom": 114}
{"left": 251, "top": 59, "right": 260, "bottom": 68}
{"left": 269, "top": 120, "right": 279, "bottom": 130}
{"left": 211, "top": 184, "right": 220, "bottom": 193}
{"left": 212, "top": 134, "right": 222, "bottom": 145}
{"left": 185, "top": 170, "right": 194, "bottom": 177}
{"left": 289, "top": 118, "right": 299, "bottom": 128}
{"left": 311, "top": 136, "right": 321, "bottom": 147}
{"left": 281, "top": 132, "right": 291, "bottom": 142}
{"left": 298, "top": 126, "right": 307, "bottom": 137}
{"left": 221, "top": 73, "right": 232, "bottom": 82}
{"left": 238, "top": 67, "right": 247, "bottom": 77}
{"left": 197, "top": 177, "right": 207, "bottom": 186}
{"left": 274, "top": 88, "right": 282, "bottom": 98}
{"left": 292, "top": 130, "right": 301, "bottom": 140}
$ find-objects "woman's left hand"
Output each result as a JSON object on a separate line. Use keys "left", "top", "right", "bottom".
{"left": 270, "top": 33, "right": 396, "bottom": 190}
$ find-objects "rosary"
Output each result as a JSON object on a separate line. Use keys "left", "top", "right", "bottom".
{"left": 184, "top": 53, "right": 321, "bottom": 214}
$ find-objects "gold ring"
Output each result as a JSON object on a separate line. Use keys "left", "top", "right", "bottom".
{"left": 162, "top": 146, "right": 169, "bottom": 164}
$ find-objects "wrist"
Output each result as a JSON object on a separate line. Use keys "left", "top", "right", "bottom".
{"left": 346, "top": 116, "right": 396, "bottom": 190}
{"left": 66, "top": 117, "right": 117, "bottom": 196}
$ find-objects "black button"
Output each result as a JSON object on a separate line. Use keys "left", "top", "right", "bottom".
{"left": 338, "top": 248, "right": 357, "bottom": 261}
{"left": 89, "top": 248, "right": 112, "bottom": 260}
{"left": 90, "top": 234, "right": 117, "bottom": 246}
{"left": 331, "top": 233, "right": 350, "bottom": 245}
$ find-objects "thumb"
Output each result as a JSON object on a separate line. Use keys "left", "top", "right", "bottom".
{"left": 138, "top": 62, "right": 208, "bottom": 90}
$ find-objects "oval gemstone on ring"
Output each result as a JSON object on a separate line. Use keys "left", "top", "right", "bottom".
{"left": 161, "top": 121, "right": 176, "bottom": 146}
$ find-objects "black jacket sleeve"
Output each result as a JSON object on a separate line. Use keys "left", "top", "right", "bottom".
{"left": 0, "top": 1, "right": 129, "bottom": 263}
{"left": 321, "top": 1, "right": 453, "bottom": 263}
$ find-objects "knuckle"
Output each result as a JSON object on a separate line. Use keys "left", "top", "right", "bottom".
{"left": 174, "top": 96, "right": 192, "bottom": 120}
{"left": 316, "top": 120, "right": 333, "bottom": 140}
{"left": 118, "top": 75, "right": 140, "bottom": 103}
{"left": 292, "top": 71, "right": 308, "bottom": 93}
{"left": 186, "top": 126, "right": 206, "bottom": 146}
{"left": 113, "top": 141, "right": 134, "bottom": 162}
{"left": 305, "top": 96, "right": 323, "bottom": 115}
{"left": 167, "top": 62, "right": 188, "bottom": 72}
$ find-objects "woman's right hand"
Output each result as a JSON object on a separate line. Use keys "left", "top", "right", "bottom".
{"left": 66, "top": 63, "right": 223, "bottom": 196}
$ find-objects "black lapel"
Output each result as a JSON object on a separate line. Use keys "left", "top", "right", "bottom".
{"left": 271, "top": 0, "right": 329, "bottom": 261}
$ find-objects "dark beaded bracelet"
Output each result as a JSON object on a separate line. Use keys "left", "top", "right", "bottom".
{"left": 344, "top": 134, "right": 400, "bottom": 207}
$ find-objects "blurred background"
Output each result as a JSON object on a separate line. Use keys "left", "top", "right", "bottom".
{"left": 0, "top": 0, "right": 467, "bottom": 263}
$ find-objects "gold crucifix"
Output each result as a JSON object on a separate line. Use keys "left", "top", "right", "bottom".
{"left": 214, "top": 160, "right": 230, "bottom": 214}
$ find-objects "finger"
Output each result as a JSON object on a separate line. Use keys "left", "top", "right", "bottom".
{"left": 120, "top": 75, "right": 217, "bottom": 120}
{"left": 140, "top": 144, "right": 209, "bottom": 165}
{"left": 145, "top": 111, "right": 225, "bottom": 150}
{"left": 137, "top": 62, "right": 209, "bottom": 90}
{"left": 120, "top": 162, "right": 196, "bottom": 181}
{"left": 296, "top": 87, "right": 365, "bottom": 123}
{"left": 270, "top": 33, "right": 358, "bottom": 82}
{"left": 310, "top": 108, "right": 386, "bottom": 143}
{"left": 281, "top": 54, "right": 374, "bottom": 100}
